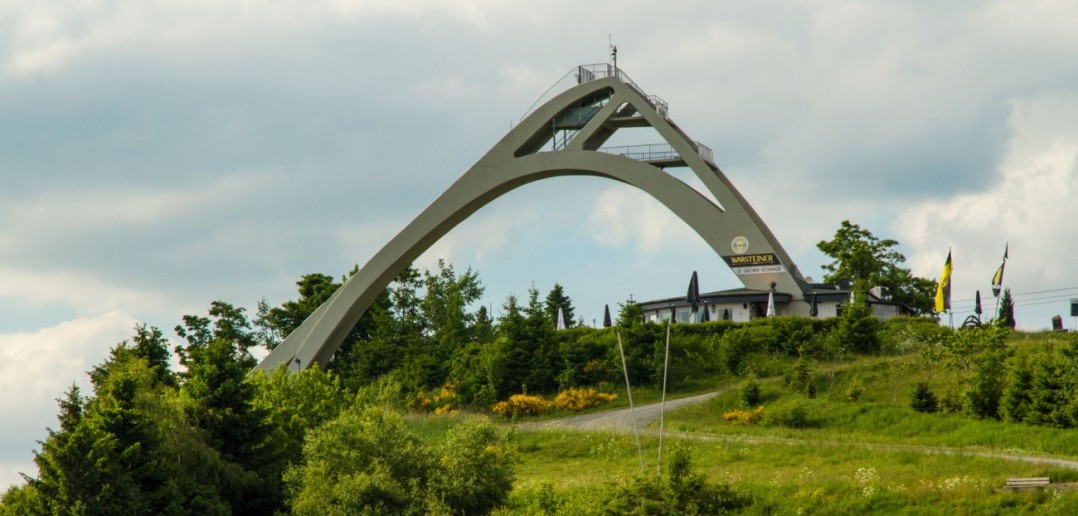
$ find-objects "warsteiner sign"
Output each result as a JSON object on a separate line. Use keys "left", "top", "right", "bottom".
{"left": 724, "top": 253, "right": 779, "bottom": 266}
{"left": 723, "top": 253, "right": 785, "bottom": 275}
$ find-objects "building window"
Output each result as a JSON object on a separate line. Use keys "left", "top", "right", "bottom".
{"left": 676, "top": 310, "right": 690, "bottom": 323}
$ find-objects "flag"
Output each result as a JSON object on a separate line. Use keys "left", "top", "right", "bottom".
{"left": 934, "top": 250, "right": 952, "bottom": 313}
{"left": 557, "top": 307, "right": 566, "bottom": 330}
{"left": 991, "top": 243, "right": 1008, "bottom": 297}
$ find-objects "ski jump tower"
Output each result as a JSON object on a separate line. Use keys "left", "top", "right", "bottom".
{"left": 257, "top": 64, "right": 811, "bottom": 372}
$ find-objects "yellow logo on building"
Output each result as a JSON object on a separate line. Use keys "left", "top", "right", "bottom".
{"left": 731, "top": 236, "right": 749, "bottom": 255}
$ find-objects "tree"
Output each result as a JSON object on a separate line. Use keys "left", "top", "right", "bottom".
{"left": 997, "top": 288, "right": 1016, "bottom": 329}
{"left": 492, "top": 294, "right": 531, "bottom": 396}
{"left": 28, "top": 344, "right": 232, "bottom": 514}
{"left": 616, "top": 295, "right": 644, "bottom": 327}
{"left": 910, "top": 382, "right": 939, "bottom": 413}
{"left": 544, "top": 283, "right": 576, "bottom": 329}
{"left": 256, "top": 273, "right": 341, "bottom": 349}
{"left": 176, "top": 302, "right": 285, "bottom": 513}
{"left": 817, "top": 220, "right": 935, "bottom": 314}
{"left": 249, "top": 365, "right": 348, "bottom": 468}
{"left": 524, "top": 287, "right": 558, "bottom": 393}
{"left": 283, "top": 407, "right": 515, "bottom": 515}
{"left": 255, "top": 269, "right": 390, "bottom": 380}
{"left": 420, "top": 259, "right": 484, "bottom": 343}
{"left": 284, "top": 407, "right": 432, "bottom": 515}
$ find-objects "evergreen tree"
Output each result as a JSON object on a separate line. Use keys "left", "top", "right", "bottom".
{"left": 524, "top": 287, "right": 558, "bottom": 393}
{"left": 472, "top": 305, "right": 495, "bottom": 344}
{"left": 30, "top": 349, "right": 232, "bottom": 514}
{"left": 176, "top": 302, "right": 285, "bottom": 513}
{"left": 910, "top": 381, "right": 939, "bottom": 413}
{"left": 544, "top": 283, "right": 576, "bottom": 329}
{"left": 1001, "top": 354, "right": 1033, "bottom": 423}
{"left": 492, "top": 295, "right": 530, "bottom": 396}
{"left": 616, "top": 295, "right": 644, "bottom": 327}
{"left": 997, "top": 288, "right": 1016, "bottom": 329}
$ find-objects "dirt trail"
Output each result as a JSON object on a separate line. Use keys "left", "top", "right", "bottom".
{"left": 519, "top": 391, "right": 719, "bottom": 433}
{"left": 519, "top": 392, "right": 1078, "bottom": 471}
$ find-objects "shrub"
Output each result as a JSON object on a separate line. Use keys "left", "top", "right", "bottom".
{"left": 786, "top": 357, "right": 818, "bottom": 397}
{"left": 910, "top": 382, "right": 938, "bottom": 413}
{"left": 763, "top": 400, "right": 813, "bottom": 428}
{"left": 553, "top": 388, "right": 617, "bottom": 411}
{"left": 492, "top": 394, "right": 552, "bottom": 417}
{"left": 432, "top": 383, "right": 459, "bottom": 415}
{"left": 737, "top": 374, "right": 761, "bottom": 408}
{"left": 879, "top": 316, "right": 945, "bottom": 355}
{"left": 723, "top": 406, "right": 764, "bottom": 426}
{"left": 284, "top": 407, "right": 515, "bottom": 515}
{"left": 718, "top": 326, "right": 777, "bottom": 374}
{"left": 599, "top": 447, "right": 751, "bottom": 514}
{"left": 428, "top": 422, "right": 516, "bottom": 515}
{"left": 845, "top": 377, "right": 865, "bottom": 402}
{"left": 832, "top": 303, "right": 881, "bottom": 354}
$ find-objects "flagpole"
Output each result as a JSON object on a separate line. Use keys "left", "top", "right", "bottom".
{"left": 992, "top": 243, "right": 1008, "bottom": 322}
{"left": 616, "top": 331, "right": 645, "bottom": 472}
{"left": 657, "top": 323, "right": 671, "bottom": 476}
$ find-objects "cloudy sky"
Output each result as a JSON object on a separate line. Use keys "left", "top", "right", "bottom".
{"left": 3, "top": 0, "right": 1078, "bottom": 487}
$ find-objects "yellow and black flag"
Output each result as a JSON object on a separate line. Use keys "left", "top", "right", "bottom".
{"left": 935, "top": 250, "right": 952, "bottom": 313}
{"left": 992, "top": 243, "right": 1008, "bottom": 297}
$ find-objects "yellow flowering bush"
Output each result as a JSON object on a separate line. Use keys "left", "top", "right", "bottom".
{"left": 723, "top": 406, "right": 764, "bottom": 425}
{"left": 553, "top": 387, "right": 619, "bottom": 411}
{"left": 491, "top": 394, "right": 552, "bottom": 417}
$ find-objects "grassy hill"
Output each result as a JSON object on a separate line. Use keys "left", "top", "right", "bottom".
{"left": 479, "top": 328, "right": 1078, "bottom": 514}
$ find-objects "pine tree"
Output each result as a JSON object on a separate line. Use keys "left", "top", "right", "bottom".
{"left": 525, "top": 287, "right": 558, "bottom": 392}
{"left": 997, "top": 288, "right": 1016, "bottom": 329}
{"left": 176, "top": 302, "right": 285, "bottom": 513}
{"left": 910, "top": 381, "right": 939, "bottom": 413}
{"left": 544, "top": 283, "right": 576, "bottom": 329}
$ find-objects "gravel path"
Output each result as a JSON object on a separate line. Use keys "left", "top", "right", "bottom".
{"left": 518, "top": 391, "right": 1078, "bottom": 471}
{"left": 518, "top": 391, "right": 719, "bottom": 432}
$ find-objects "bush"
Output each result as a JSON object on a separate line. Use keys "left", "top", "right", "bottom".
{"left": 910, "top": 382, "right": 938, "bottom": 413}
{"left": 553, "top": 388, "right": 617, "bottom": 411}
{"left": 845, "top": 377, "right": 865, "bottom": 402}
{"left": 832, "top": 303, "right": 881, "bottom": 354}
{"left": 723, "top": 406, "right": 764, "bottom": 426}
{"left": 762, "top": 400, "right": 813, "bottom": 428}
{"left": 879, "top": 316, "right": 945, "bottom": 355}
{"left": 284, "top": 407, "right": 515, "bottom": 515}
{"left": 492, "top": 394, "right": 552, "bottom": 417}
{"left": 786, "top": 357, "right": 818, "bottom": 397}
{"left": 718, "top": 326, "right": 777, "bottom": 374}
{"left": 599, "top": 447, "right": 751, "bottom": 514}
{"left": 737, "top": 374, "right": 761, "bottom": 408}
{"left": 428, "top": 422, "right": 516, "bottom": 515}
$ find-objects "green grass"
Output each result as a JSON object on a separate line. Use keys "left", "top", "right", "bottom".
{"left": 666, "top": 392, "right": 1078, "bottom": 459}
{"left": 417, "top": 332, "right": 1078, "bottom": 513}
{"left": 505, "top": 428, "right": 1077, "bottom": 514}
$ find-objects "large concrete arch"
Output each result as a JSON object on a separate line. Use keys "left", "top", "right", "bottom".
{"left": 257, "top": 65, "right": 809, "bottom": 372}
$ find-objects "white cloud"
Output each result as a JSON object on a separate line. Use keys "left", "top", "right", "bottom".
{"left": 418, "top": 205, "right": 538, "bottom": 269}
{"left": 895, "top": 94, "right": 1078, "bottom": 327}
{"left": 0, "top": 311, "right": 137, "bottom": 489}
{"left": 588, "top": 184, "right": 706, "bottom": 255}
